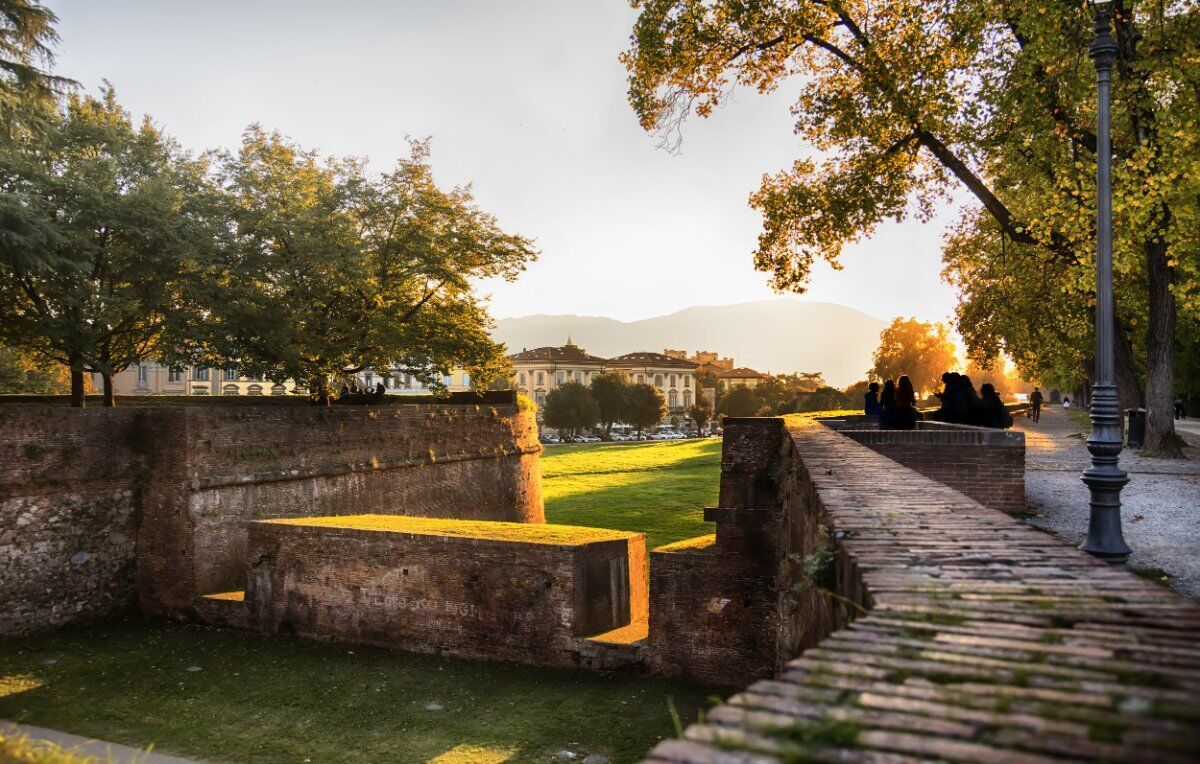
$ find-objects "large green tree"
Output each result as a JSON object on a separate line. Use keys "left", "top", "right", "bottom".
{"left": 623, "top": 0, "right": 1198, "bottom": 456}
{"left": 0, "top": 90, "right": 214, "bottom": 406}
{"left": 590, "top": 371, "right": 630, "bottom": 436}
{"left": 625, "top": 382, "right": 668, "bottom": 436}
{"left": 542, "top": 381, "right": 600, "bottom": 435}
{"left": 177, "top": 129, "right": 536, "bottom": 403}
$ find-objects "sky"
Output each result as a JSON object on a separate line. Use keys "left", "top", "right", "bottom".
{"left": 49, "top": 0, "right": 963, "bottom": 325}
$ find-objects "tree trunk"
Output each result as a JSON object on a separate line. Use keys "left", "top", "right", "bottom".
{"left": 1113, "top": 322, "right": 1142, "bottom": 412}
{"left": 102, "top": 373, "right": 115, "bottom": 407}
{"left": 1142, "top": 237, "right": 1184, "bottom": 457}
{"left": 69, "top": 362, "right": 86, "bottom": 408}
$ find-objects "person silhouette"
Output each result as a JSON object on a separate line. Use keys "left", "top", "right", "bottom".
{"left": 864, "top": 382, "right": 882, "bottom": 417}
{"left": 893, "top": 375, "right": 921, "bottom": 430}
{"left": 1030, "top": 386, "right": 1044, "bottom": 423}
{"left": 978, "top": 383, "right": 1013, "bottom": 429}
{"left": 879, "top": 380, "right": 896, "bottom": 429}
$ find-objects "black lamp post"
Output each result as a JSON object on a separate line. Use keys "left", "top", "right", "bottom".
{"left": 1079, "top": 0, "right": 1132, "bottom": 564}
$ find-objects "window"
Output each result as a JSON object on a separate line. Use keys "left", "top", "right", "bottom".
{"left": 224, "top": 369, "right": 238, "bottom": 381}
{"left": 655, "top": 374, "right": 663, "bottom": 387}
{"left": 637, "top": 374, "right": 645, "bottom": 384}
{"left": 386, "top": 376, "right": 394, "bottom": 388}
{"left": 519, "top": 372, "right": 527, "bottom": 385}
{"left": 684, "top": 375, "right": 691, "bottom": 389}
{"left": 684, "top": 390, "right": 693, "bottom": 408}
{"left": 535, "top": 391, "right": 546, "bottom": 406}
{"left": 556, "top": 371, "right": 565, "bottom": 385}
{"left": 167, "top": 367, "right": 182, "bottom": 383}
{"left": 247, "top": 384, "right": 264, "bottom": 396}
{"left": 669, "top": 374, "right": 677, "bottom": 388}
{"left": 443, "top": 374, "right": 452, "bottom": 386}
{"left": 536, "top": 372, "right": 544, "bottom": 385}
{"left": 462, "top": 373, "right": 470, "bottom": 386}
{"left": 193, "top": 368, "right": 209, "bottom": 381}
{"left": 223, "top": 383, "right": 239, "bottom": 395}
{"left": 364, "top": 373, "right": 374, "bottom": 387}
{"left": 271, "top": 384, "right": 287, "bottom": 396}
{"left": 137, "top": 365, "right": 148, "bottom": 382}
{"left": 669, "top": 391, "right": 678, "bottom": 409}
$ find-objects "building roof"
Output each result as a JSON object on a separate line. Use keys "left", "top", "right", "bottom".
{"left": 717, "top": 367, "right": 767, "bottom": 380}
{"left": 605, "top": 352, "right": 699, "bottom": 369}
{"left": 508, "top": 343, "right": 607, "bottom": 365}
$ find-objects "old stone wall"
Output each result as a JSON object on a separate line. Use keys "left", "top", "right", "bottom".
{"left": 240, "top": 516, "right": 647, "bottom": 668}
{"left": 0, "top": 409, "right": 145, "bottom": 636}
{"left": 0, "top": 397, "right": 543, "bottom": 635}
{"left": 834, "top": 421, "right": 1026, "bottom": 514}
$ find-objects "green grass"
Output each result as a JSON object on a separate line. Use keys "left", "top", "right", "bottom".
{"left": 0, "top": 618, "right": 713, "bottom": 763}
{"left": 541, "top": 439, "right": 721, "bottom": 550}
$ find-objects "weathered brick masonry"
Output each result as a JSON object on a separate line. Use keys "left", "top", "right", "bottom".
{"left": 644, "top": 419, "right": 1200, "bottom": 763}
{"left": 833, "top": 419, "right": 1026, "bottom": 514}
{"left": 239, "top": 515, "right": 647, "bottom": 668}
{"left": 0, "top": 397, "right": 542, "bottom": 635}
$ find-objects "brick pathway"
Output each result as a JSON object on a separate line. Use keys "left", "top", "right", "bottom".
{"left": 643, "top": 419, "right": 1200, "bottom": 763}
{"left": 1018, "top": 408, "right": 1200, "bottom": 600}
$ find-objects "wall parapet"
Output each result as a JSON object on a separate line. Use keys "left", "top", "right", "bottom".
{"left": 643, "top": 418, "right": 1200, "bottom": 763}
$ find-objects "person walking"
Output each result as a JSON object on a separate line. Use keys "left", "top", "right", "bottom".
{"left": 1030, "top": 387, "right": 1044, "bottom": 423}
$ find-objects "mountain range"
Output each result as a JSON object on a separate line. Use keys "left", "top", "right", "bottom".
{"left": 492, "top": 299, "right": 887, "bottom": 388}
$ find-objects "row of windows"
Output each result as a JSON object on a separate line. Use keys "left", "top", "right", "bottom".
{"left": 137, "top": 365, "right": 268, "bottom": 384}
{"left": 517, "top": 370, "right": 693, "bottom": 389}
{"left": 362, "top": 372, "right": 470, "bottom": 389}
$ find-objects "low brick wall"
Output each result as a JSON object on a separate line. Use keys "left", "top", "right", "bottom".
{"left": 241, "top": 515, "right": 647, "bottom": 668}
{"left": 830, "top": 419, "right": 1026, "bottom": 514}
{"left": 643, "top": 419, "right": 1200, "bottom": 763}
{"left": 0, "top": 397, "right": 543, "bottom": 635}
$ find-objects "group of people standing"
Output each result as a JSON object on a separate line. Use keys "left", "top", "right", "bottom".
{"left": 863, "top": 371, "right": 1013, "bottom": 430}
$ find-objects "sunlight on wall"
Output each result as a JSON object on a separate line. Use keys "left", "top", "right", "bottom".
{"left": 0, "top": 674, "right": 44, "bottom": 698}
{"left": 429, "top": 743, "right": 518, "bottom": 764}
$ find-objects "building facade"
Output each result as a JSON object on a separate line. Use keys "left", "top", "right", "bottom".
{"left": 105, "top": 361, "right": 472, "bottom": 397}
{"left": 717, "top": 367, "right": 767, "bottom": 391}
{"left": 510, "top": 343, "right": 698, "bottom": 417}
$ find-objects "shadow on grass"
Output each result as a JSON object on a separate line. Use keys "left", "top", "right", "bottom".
{"left": 0, "top": 618, "right": 715, "bottom": 764}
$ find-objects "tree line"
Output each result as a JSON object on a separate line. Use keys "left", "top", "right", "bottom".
{"left": 624, "top": 0, "right": 1198, "bottom": 456}
{"left": 541, "top": 373, "right": 697, "bottom": 436}
{"left": 0, "top": 3, "right": 535, "bottom": 406}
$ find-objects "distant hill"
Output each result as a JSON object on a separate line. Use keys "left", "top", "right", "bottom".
{"left": 493, "top": 299, "right": 887, "bottom": 388}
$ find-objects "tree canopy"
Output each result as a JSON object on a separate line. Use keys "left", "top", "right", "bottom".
{"left": 869, "top": 317, "right": 958, "bottom": 397}
{"left": 624, "top": 382, "right": 668, "bottom": 435}
{"left": 542, "top": 381, "right": 601, "bottom": 434}
{"left": 623, "top": 0, "right": 1199, "bottom": 455}
{"left": 590, "top": 372, "right": 630, "bottom": 434}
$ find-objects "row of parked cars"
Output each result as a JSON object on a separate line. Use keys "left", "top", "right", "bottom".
{"left": 539, "top": 429, "right": 718, "bottom": 445}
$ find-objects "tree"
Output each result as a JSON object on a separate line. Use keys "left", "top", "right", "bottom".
{"left": 542, "top": 381, "right": 600, "bottom": 435}
{"left": 590, "top": 372, "right": 630, "bottom": 436}
{"left": 623, "top": 1, "right": 1197, "bottom": 456}
{"left": 869, "top": 318, "right": 958, "bottom": 398}
{"left": 178, "top": 130, "right": 536, "bottom": 403}
{"left": 0, "top": 344, "right": 74, "bottom": 393}
{"left": 716, "top": 385, "right": 760, "bottom": 418}
{"left": 688, "top": 395, "right": 713, "bottom": 434}
{"left": 624, "top": 382, "right": 667, "bottom": 437}
{"left": 797, "top": 386, "right": 852, "bottom": 413}
{"left": 0, "top": 89, "right": 214, "bottom": 406}
{"left": 0, "top": 0, "right": 72, "bottom": 137}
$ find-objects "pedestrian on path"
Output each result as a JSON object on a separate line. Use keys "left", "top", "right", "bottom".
{"left": 1030, "top": 387, "right": 1044, "bottom": 423}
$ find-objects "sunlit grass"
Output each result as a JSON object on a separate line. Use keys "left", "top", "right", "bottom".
{"left": 0, "top": 619, "right": 714, "bottom": 763}
{"left": 541, "top": 439, "right": 721, "bottom": 550}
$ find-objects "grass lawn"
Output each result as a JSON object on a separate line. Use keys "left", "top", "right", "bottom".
{"left": 0, "top": 618, "right": 714, "bottom": 763}
{"left": 541, "top": 439, "right": 721, "bottom": 550}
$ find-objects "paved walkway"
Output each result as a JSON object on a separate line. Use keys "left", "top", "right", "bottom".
{"left": 1017, "top": 408, "right": 1200, "bottom": 600}
{"left": 645, "top": 419, "right": 1200, "bottom": 763}
{"left": 0, "top": 720, "right": 200, "bottom": 763}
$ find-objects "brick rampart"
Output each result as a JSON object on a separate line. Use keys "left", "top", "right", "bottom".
{"left": 240, "top": 515, "right": 647, "bottom": 668}
{"left": 0, "top": 399, "right": 543, "bottom": 635}
{"left": 832, "top": 419, "right": 1026, "bottom": 514}
{"left": 643, "top": 418, "right": 1200, "bottom": 762}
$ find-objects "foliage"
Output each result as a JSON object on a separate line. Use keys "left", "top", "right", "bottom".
{"left": 0, "top": 0, "right": 73, "bottom": 139}
{"left": 0, "top": 344, "right": 78, "bottom": 393}
{"left": 0, "top": 730, "right": 99, "bottom": 764}
{"left": 869, "top": 317, "right": 958, "bottom": 397}
{"left": 624, "top": 382, "right": 667, "bottom": 434}
{"left": 542, "top": 438, "right": 720, "bottom": 549}
{"left": 622, "top": 0, "right": 1199, "bottom": 455}
{"left": 0, "top": 89, "right": 215, "bottom": 404}
{"left": 176, "top": 130, "right": 535, "bottom": 401}
{"left": 542, "top": 380, "right": 600, "bottom": 434}
{"left": 716, "top": 384, "right": 759, "bottom": 418}
{"left": 687, "top": 395, "right": 713, "bottom": 432}
{"left": 0, "top": 617, "right": 714, "bottom": 764}
{"left": 797, "top": 386, "right": 853, "bottom": 413}
{"left": 590, "top": 372, "right": 630, "bottom": 434}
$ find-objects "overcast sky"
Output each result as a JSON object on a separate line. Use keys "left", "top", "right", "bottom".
{"left": 50, "top": 0, "right": 962, "bottom": 325}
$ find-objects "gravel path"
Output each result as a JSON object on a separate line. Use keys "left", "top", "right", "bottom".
{"left": 1018, "top": 407, "right": 1200, "bottom": 600}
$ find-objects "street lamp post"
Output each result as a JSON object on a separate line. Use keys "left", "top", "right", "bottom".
{"left": 1079, "top": 0, "right": 1132, "bottom": 564}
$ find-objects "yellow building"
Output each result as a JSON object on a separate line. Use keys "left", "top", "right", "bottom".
{"left": 105, "top": 361, "right": 472, "bottom": 397}
{"left": 717, "top": 367, "right": 767, "bottom": 391}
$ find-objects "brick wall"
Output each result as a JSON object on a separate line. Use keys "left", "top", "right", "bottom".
{"left": 834, "top": 421, "right": 1026, "bottom": 514}
{"left": 241, "top": 516, "right": 647, "bottom": 668}
{"left": 0, "top": 399, "right": 542, "bottom": 635}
